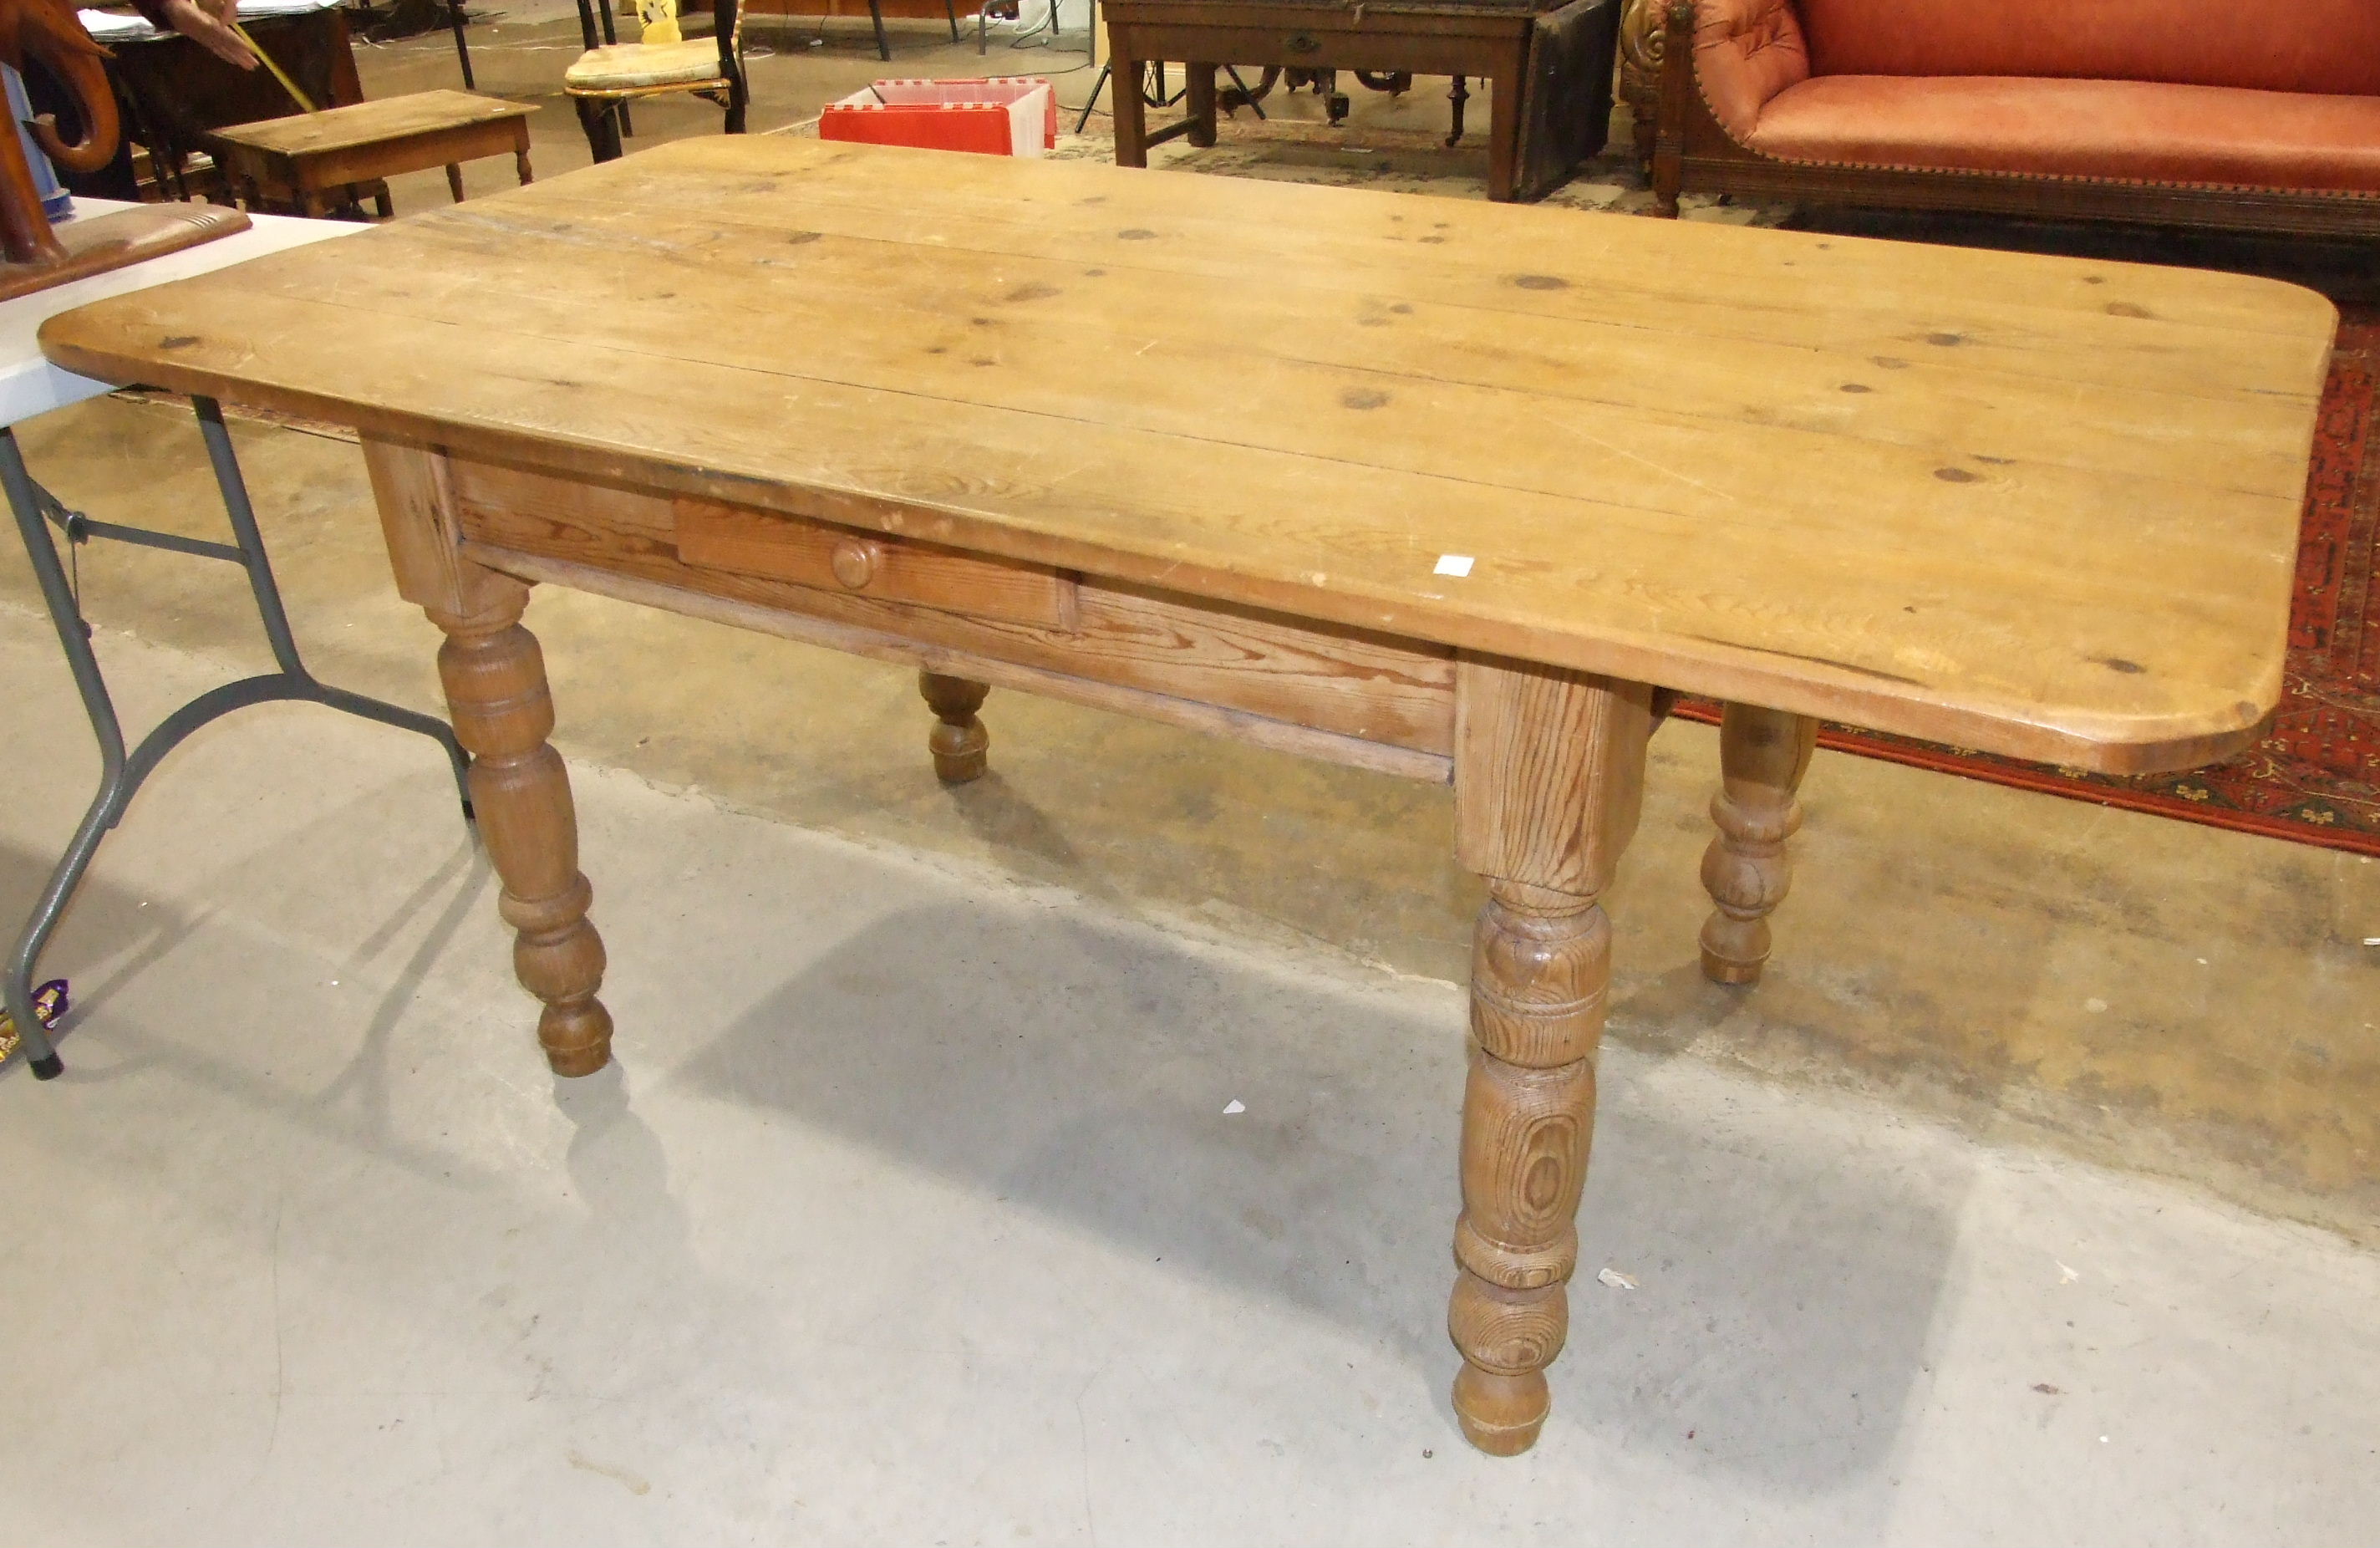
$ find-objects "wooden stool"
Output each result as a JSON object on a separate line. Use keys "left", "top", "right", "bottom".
{"left": 206, "top": 89, "right": 538, "bottom": 220}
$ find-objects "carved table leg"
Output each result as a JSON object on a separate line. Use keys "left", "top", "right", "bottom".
{"left": 918, "top": 670, "right": 991, "bottom": 783}
{"left": 432, "top": 574, "right": 613, "bottom": 1075}
{"left": 1452, "top": 878, "right": 1606, "bottom": 1453}
{"left": 362, "top": 435, "right": 611, "bottom": 1077}
{"left": 1449, "top": 655, "right": 1653, "bottom": 1455}
{"left": 1698, "top": 703, "right": 1818, "bottom": 985}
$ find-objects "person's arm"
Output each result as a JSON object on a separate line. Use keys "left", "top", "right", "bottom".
{"left": 126, "top": 0, "right": 262, "bottom": 69}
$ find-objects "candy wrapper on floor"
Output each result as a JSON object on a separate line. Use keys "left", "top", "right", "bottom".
{"left": 0, "top": 978, "right": 67, "bottom": 1067}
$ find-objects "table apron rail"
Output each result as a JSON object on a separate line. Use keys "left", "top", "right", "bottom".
{"left": 443, "top": 452, "right": 1457, "bottom": 782}
{"left": 1107, "top": 3, "right": 1539, "bottom": 38}
{"left": 1109, "top": 25, "right": 1525, "bottom": 74}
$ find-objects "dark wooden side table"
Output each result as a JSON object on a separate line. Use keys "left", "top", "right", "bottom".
{"left": 1103, "top": 0, "right": 1618, "bottom": 201}
{"left": 102, "top": 2, "right": 369, "bottom": 202}
{"left": 206, "top": 90, "right": 537, "bottom": 220}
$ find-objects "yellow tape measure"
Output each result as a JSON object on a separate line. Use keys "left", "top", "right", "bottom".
{"left": 232, "top": 20, "right": 319, "bottom": 114}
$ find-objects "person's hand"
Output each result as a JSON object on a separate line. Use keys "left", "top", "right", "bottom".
{"left": 160, "top": 0, "right": 260, "bottom": 69}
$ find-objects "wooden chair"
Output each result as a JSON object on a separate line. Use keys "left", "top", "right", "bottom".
{"left": 564, "top": 0, "right": 746, "bottom": 162}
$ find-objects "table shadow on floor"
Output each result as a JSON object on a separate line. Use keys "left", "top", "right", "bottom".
{"left": 676, "top": 895, "right": 1969, "bottom": 1489}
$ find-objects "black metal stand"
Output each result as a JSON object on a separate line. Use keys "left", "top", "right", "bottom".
{"left": 453, "top": 3, "right": 475, "bottom": 89}
{"left": 1075, "top": 59, "right": 1248, "bottom": 135}
{"left": 2, "top": 397, "right": 472, "bottom": 1080}
{"left": 351, "top": 0, "right": 475, "bottom": 85}
{"left": 862, "top": 0, "right": 964, "bottom": 59}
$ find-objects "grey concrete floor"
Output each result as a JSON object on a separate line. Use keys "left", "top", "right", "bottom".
{"left": 5, "top": 614, "right": 2379, "bottom": 1545}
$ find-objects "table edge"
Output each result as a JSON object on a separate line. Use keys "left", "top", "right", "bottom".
{"left": 33, "top": 216, "right": 2304, "bottom": 779}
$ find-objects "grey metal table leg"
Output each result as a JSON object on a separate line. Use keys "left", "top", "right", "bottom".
{"left": 3, "top": 399, "right": 472, "bottom": 1080}
{"left": 3, "top": 431, "right": 117, "bottom": 1080}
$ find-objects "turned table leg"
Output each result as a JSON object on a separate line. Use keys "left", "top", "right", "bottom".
{"left": 918, "top": 670, "right": 990, "bottom": 783}
{"left": 431, "top": 574, "right": 613, "bottom": 1074}
{"left": 362, "top": 435, "right": 612, "bottom": 1077}
{"left": 1698, "top": 704, "right": 1817, "bottom": 985}
{"left": 1448, "top": 655, "right": 1653, "bottom": 1454}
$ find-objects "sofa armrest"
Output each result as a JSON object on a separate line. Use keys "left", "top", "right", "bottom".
{"left": 1676, "top": 0, "right": 1810, "bottom": 142}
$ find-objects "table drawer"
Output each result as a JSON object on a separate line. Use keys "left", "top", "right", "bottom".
{"left": 677, "top": 498, "right": 1078, "bottom": 631}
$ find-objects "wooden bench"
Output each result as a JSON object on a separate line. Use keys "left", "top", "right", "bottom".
{"left": 206, "top": 89, "right": 537, "bottom": 219}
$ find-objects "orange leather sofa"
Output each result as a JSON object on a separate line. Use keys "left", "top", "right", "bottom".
{"left": 1649, "top": 0, "right": 2380, "bottom": 236}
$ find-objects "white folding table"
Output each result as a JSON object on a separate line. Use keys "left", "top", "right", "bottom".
{"left": 3, "top": 200, "right": 468, "bottom": 1077}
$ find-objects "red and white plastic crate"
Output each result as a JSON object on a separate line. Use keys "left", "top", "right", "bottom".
{"left": 817, "top": 78, "right": 1058, "bottom": 158}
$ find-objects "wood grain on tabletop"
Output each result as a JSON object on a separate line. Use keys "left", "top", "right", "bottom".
{"left": 206, "top": 89, "right": 537, "bottom": 156}
{"left": 37, "top": 136, "right": 2337, "bottom": 769}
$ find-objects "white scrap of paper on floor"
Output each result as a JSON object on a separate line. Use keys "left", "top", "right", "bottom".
{"left": 1433, "top": 554, "right": 1475, "bottom": 578}
{"left": 1222, "top": 1099, "right": 1244, "bottom": 1114}
{"left": 1596, "top": 1267, "right": 1637, "bottom": 1290}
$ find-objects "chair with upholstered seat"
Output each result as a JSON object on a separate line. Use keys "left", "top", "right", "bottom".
{"left": 565, "top": 0, "right": 746, "bottom": 162}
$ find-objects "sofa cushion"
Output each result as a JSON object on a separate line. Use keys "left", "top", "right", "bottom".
{"left": 1793, "top": 0, "right": 2380, "bottom": 97}
{"left": 1691, "top": 0, "right": 1810, "bottom": 140}
{"left": 1748, "top": 75, "right": 2380, "bottom": 194}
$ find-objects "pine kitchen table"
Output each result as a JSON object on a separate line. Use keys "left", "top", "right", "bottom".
{"left": 38, "top": 136, "right": 2337, "bottom": 1457}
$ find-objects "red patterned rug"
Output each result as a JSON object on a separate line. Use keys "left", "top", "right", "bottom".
{"left": 1680, "top": 308, "right": 2380, "bottom": 856}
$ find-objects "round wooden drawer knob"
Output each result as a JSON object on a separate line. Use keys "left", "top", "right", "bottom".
{"left": 830, "top": 537, "right": 882, "bottom": 589}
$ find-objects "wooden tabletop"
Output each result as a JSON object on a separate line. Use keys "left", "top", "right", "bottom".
{"left": 38, "top": 137, "right": 2337, "bottom": 771}
{"left": 0, "top": 200, "right": 354, "bottom": 428}
{"left": 206, "top": 89, "right": 537, "bottom": 157}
